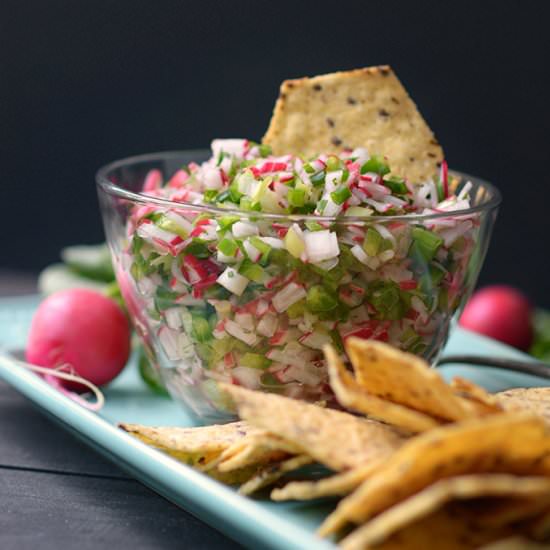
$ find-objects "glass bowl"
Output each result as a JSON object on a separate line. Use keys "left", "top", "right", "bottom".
{"left": 97, "top": 150, "right": 501, "bottom": 423}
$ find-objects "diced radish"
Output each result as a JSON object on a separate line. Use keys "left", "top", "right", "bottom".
{"left": 258, "top": 236, "right": 284, "bottom": 249}
{"left": 224, "top": 319, "right": 257, "bottom": 346}
{"left": 207, "top": 299, "right": 232, "bottom": 318}
{"left": 175, "top": 295, "right": 205, "bottom": 306}
{"left": 224, "top": 352, "right": 236, "bottom": 369}
{"left": 272, "top": 282, "right": 307, "bottom": 313}
{"left": 379, "top": 249, "right": 395, "bottom": 263}
{"left": 256, "top": 299, "right": 270, "bottom": 317}
{"left": 304, "top": 230, "right": 340, "bottom": 263}
{"left": 158, "top": 326, "right": 182, "bottom": 361}
{"left": 232, "top": 366, "right": 262, "bottom": 390}
{"left": 319, "top": 196, "right": 343, "bottom": 217}
{"left": 167, "top": 169, "right": 189, "bottom": 188}
{"left": 286, "top": 364, "right": 324, "bottom": 386}
{"left": 299, "top": 330, "right": 332, "bottom": 350}
{"left": 243, "top": 240, "right": 262, "bottom": 262}
{"left": 232, "top": 221, "right": 259, "bottom": 238}
{"left": 265, "top": 274, "right": 283, "bottom": 290}
{"left": 217, "top": 250, "right": 239, "bottom": 264}
{"left": 203, "top": 167, "right": 224, "bottom": 189}
{"left": 213, "top": 319, "right": 227, "bottom": 339}
{"left": 143, "top": 169, "right": 163, "bottom": 192}
{"left": 216, "top": 267, "right": 249, "bottom": 296}
{"left": 211, "top": 139, "right": 247, "bottom": 159}
{"left": 164, "top": 308, "right": 183, "bottom": 329}
{"left": 351, "top": 148, "right": 370, "bottom": 165}
{"left": 257, "top": 313, "right": 278, "bottom": 337}
{"left": 234, "top": 312, "right": 255, "bottom": 331}
{"left": 269, "top": 329, "right": 288, "bottom": 346}
{"left": 399, "top": 280, "right": 418, "bottom": 290}
{"left": 351, "top": 244, "right": 369, "bottom": 265}
{"left": 313, "top": 257, "right": 339, "bottom": 271}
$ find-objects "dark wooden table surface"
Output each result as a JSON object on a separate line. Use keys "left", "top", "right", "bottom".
{"left": 0, "top": 271, "right": 242, "bottom": 550}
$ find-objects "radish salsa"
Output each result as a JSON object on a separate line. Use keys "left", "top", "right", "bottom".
{"left": 122, "top": 139, "right": 477, "bottom": 412}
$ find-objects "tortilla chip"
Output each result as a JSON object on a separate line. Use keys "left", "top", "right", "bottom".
{"left": 479, "top": 537, "right": 550, "bottom": 550}
{"left": 207, "top": 463, "right": 269, "bottom": 485}
{"left": 262, "top": 66, "right": 443, "bottom": 182}
{"left": 364, "top": 506, "right": 514, "bottom": 550}
{"left": 325, "top": 344, "right": 441, "bottom": 433}
{"left": 497, "top": 388, "right": 550, "bottom": 423}
{"left": 523, "top": 506, "right": 550, "bottom": 541}
{"left": 340, "top": 475, "right": 550, "bottom": 550}
{"left": 451, "top": 376, "right": 503, "bottom": 413}
{"left": 238, "top": 454, "right": 312, "bottom": 496}
{"left": 319, "top": 413, "right": 550, "bottom": 536}
{"left": 119, "top": 421, "right": 255, "bottom": 467}
{"left": 216, "top": 432, "right": 301, "bottom": 472}
{"left": 465, "top": 497, "right": 550, "bottom": 531}
{"left": 346, "top": 339, "right": 485, "bottom": 421}
{"left": 221, "top": 384, "right": 405, "bottom": 471}
{"left": 271, "top": 461, "right": 380, "bottom": 502}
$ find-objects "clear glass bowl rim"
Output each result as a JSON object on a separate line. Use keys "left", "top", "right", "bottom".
{"left": 96, "top": 150, "right": 502, "bottom": 223}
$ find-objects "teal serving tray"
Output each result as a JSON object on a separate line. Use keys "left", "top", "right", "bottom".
{"left": 0, "top": 295, "right": 547, "bottom": 550}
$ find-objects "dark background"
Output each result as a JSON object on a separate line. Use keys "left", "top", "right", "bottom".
{"left": 1, "top": 1, "right": 549, "bottom": 304}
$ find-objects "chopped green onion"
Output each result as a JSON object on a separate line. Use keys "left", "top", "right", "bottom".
{"left": 259, "top": 144, "right": 271, "bottom": 157}
{"left": 218, "top": 238, "right": 239, "bottom": 256}
{"left": 305, "top": 221, "right": 324, "bottom": 231}
{"left": 260, "top": 372, "right": 285, "bottom": 389}
{"left": 155, "top": 286, "right": 179, "bottom": 311}
{"left": 184, "top": 239, "right": 210, "bottom": 259}
{"left": 363, "top": 227, "right": 383, "bottom": 256}
{"left": 284, "top": 226, "right": 305, "bottom": 258}
{"left": 383, "top": 175, "right": 408, "bottom": 194}
{"left": 239, "top": 197, "right": 261, "bottom": 211}
{"left": 306, "top": 285, "right": 338, "bottom": 312}
{"left": 218, "top": 216, "right": 240, "bottom": 231}
{"left": 411, "top": 227, "right": 443, "bottom": 262}
{"left": 240, "top": 352, "right": 271, "bottom": 369}
{"left": 155, "top": 215, "right": 189, "bottom": 238}
{"left": 287, "top": 299, "right": 307, "bottom": 318}
{"left": 192, "top": 316, "right": 212, "bottom": 343}
{"left": 238, "top": 259, "right": 265, "bottom": 282}
{"left": 311, "top": 171, "right": 326, "bottom": 187}
{"left": 203, "top": 189, "right": 218, "bottom": 203}
{"left": 228, "top": 182, "right": 243, "bottom": 203}
{"left": 429, "top": 263, "right": 446, "bottom": 286}
{"left": 360, "top": 155, "right": 390, "bottom": 176}
{"left": 249, "top": 236, "right": 271, "bottom": 263}
{"left": 216, "top": 190, "right": 231, "bottom": 203}
{"left": 293, "top": 203, "right": 316, "bottom": 214}
{"left": 304, "top": 163, "right": 315, "bottom": 174}
{"left": 326, "top": 156, "right": 340, "bottom": 172}
{"left": 331, "top": 186, "right": 352, "bottom": 205}
{"left": 288, "top": 188, "right": 306, "bottom": 207}
{"left": 131, "top": 235, "right": 144, "bottom": 255}
{"left": 367, "top": 281, "right": 404, "bottom": 320}
{"left": 341, "top": 168, "right": 350, "bottom": 182}
{"left": 436, "top": 179, "right": 445, "bottom": 202}
{"left": 345, "top": 206, "right": 373, "bottom": 217}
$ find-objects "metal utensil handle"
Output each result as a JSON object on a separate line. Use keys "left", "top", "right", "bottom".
{"left": 437, "top": 355, "right": 550, "bottom": 380}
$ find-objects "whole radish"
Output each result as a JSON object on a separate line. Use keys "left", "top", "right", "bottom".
{"left": 459, "top": 285, "right": 533, "bottom": 351}
{"left": 26, "top": 289, "right": 131, "bottom": 389}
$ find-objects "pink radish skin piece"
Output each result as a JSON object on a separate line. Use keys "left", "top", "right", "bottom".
{"left": 459, "top": 285, "right": 533, "bottom": 351}
{"left": 26, "top": 289, "right": 131, "bottom": 390}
